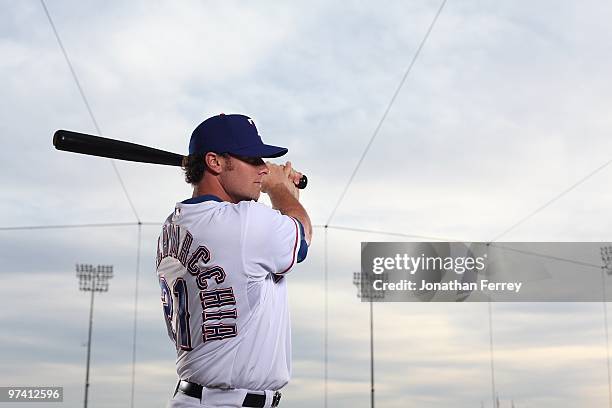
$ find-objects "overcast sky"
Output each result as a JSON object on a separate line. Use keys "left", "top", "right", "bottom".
{"left": 2, "top": 1, "right": 612, "bottom": 407}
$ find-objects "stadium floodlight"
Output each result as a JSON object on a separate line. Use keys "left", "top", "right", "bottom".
{"left": 353, "top": 272, "right": 386, "bottom": 408}
{"left": 76, "top": 264, "right": 113, "bottom": 408}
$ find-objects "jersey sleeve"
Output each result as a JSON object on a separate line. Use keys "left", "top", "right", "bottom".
{"left": 240, "top": 201, "right": 308, "bottom": 280}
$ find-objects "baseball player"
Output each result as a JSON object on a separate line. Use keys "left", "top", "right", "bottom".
{"left": 156, "top": 113, "right": 312, "bottom": 408}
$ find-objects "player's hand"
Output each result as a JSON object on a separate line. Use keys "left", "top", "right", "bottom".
{"left": 262, "top": 161, "right": 299, "bottom": 200}
{"left": 284, "top": 161, "right": 304, "bottom": 188}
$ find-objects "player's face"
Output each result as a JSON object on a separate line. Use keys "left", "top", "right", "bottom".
{"left": 220, "top": 154, "right": 269, "bottom": 203}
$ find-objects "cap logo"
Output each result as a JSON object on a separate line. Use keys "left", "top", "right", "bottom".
{"left": 247, "top": 118, "right": 255, "bottom": 126}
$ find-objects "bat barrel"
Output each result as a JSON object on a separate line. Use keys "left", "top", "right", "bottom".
{"left": 53, "top": 130, "right": 184, "bottom": 166}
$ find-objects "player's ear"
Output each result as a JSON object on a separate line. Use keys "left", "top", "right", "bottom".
{"left": 204, "top": 152, "right": 223, "bottom": 175}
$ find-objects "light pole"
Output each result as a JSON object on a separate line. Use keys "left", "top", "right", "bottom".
{"left": 603, "top": 246, "right": 612, "bottom": 276}
{"left": 76, "top": 264, "right": 113, "bottom": 408}
{"left": 353, "top": 271, "right": 386, "bottom": 408}
{"left": 602, "top": 246, "right": 612, "bottom": 408}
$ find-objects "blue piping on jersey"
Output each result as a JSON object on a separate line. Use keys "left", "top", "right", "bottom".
{"left": 181, "top": 195, "right": 223, "bottom": 204}
{"left": 295, "top": 219, "right": 308, "bottom": 263}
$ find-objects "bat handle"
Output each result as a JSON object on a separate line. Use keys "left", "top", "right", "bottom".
{"left": 297, "top": 175, "right": 308, "bottom": 190}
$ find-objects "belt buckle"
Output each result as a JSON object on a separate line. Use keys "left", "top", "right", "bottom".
{"left": 271, "top": 391, "right": 281, "bottom": 407}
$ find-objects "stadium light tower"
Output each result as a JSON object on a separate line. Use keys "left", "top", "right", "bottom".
{"left": 353, "top": 271, "right": 386, "bottom": 408}
{"left": 76, "top": 264, "right": 113, "bottom": 408}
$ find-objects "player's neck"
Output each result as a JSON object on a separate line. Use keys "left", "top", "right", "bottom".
{"left": 192, "top": 178, "right": 234, "bottom": 203}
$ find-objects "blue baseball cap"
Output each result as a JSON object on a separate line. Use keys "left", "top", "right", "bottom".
{"left": 188, "top": 114, "right": 288, "bottom": 158}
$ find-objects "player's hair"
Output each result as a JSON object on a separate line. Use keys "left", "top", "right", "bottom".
{"left": 182, "top": 154, "right": 206, "bottom": 184}
{"left": 181, "top": 153, "right": 232, "bottom": 184}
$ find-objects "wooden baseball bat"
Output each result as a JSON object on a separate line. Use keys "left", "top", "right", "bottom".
{"left": 53, "top": 130, "right": 308, "bottom": 189}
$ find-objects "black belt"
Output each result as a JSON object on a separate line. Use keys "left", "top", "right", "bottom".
{"left": 175, "top": 380, "right": 282, "bottom": 407}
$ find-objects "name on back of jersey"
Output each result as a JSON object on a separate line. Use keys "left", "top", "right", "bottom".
{"left": 157, "top": 224, "right": 238, "bottom": 350}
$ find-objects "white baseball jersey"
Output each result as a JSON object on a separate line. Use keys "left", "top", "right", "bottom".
{"left": 156, "top": 195, "right": 308, "bottom": 391}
